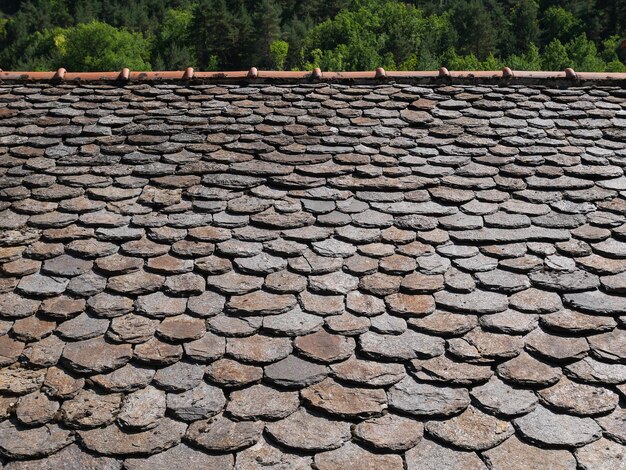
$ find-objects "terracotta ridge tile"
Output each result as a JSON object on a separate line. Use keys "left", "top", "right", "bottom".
{"left": 1, "top": 67, "right": 626, "bottom": 82}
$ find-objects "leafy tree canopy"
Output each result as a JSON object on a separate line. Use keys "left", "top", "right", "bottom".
{"left": 0, "top": 0, "right": 624, "bottom": 72}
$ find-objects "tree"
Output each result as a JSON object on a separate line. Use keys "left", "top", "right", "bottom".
{"left": 254, "top": 0, "right": 283, "bottom": 67}
{"left": 152, "top": 7, "right": 195, "bottom": 69}
{"left": 602, "top": 36, "right": 626, "bottom": 72}
{"left": 565, "top": 33, "right": 606, "bottom": 71}
{"left": 449, "top": 0, "right": 499, "bottom": 59}
{"left": 541, "top": 38, "right": 570, "bottom": 70}
{"left": 508, "top": 43, "right": 541, "bottom": 70}
{"left": 508, "top": 0, "right": 539, "bottom": 55}
{"left": 192, "top": 0, "right": 237, "bottom": 69}
{"left": 541, "top": 6, "right": 582, "bottom": 45}
{"left": 301, "top": 0, "right": 450, "bottom": 71}
{"left": 232, "top": 1, "right": 254, "bottom": 69}
{"left": 269, "top": 39, "right": 289, "bottom": 69}
{"left": 59, "top": 21, "right": 151, "bottom": 70}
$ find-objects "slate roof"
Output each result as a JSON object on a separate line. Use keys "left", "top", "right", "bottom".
{"left": 0, "top": 76, "right": 626, "bottom": 468}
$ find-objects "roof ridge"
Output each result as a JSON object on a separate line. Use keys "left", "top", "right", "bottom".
{"left": 2, "top": 67, "right": 626, "bottom": 82}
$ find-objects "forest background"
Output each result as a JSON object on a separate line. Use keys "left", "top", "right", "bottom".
{"left": 1, "top": 0, "right": 625, "bottom": 72}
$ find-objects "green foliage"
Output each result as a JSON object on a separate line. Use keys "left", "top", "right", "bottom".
{"left": 0, "top": 0, "right": 625, "bottom": 72}
{"left": 153, "top": 7, "right": 195, "bottom": 69}
{"left": 449, "top": 0, "right": 499, "bottom": 59}
{"left": 302, "top": 0, "right": 451, "bottom": 71}
{"left": 541, "top": 39, "right": 570, "bottom": 70}
{"left": 58, "top": 21, "right": 151, "bottom": 71}
{"left": 508, "top": 43, "right": 542, "bottom": 70}
{"left": 508, "top": 0, "right": 540, "bottom": 55}
{"left": 269, "top": 40, "right": 289, "bottom": 70}
{"left": 541, "top": 6, "right": 582, "bottom": 44}
{"left": 441, "top": 48, "right": 503, "bottom": 71}
{"left": 254, "top": 0, "right": 283, "bottom": 67}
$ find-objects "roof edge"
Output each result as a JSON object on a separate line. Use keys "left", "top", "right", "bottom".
{"left": 2, "top": 67, "right": 626, "bottom": 84}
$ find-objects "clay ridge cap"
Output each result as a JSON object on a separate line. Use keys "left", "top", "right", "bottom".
{"left": 1, "top": 67, "right": 625, "bottom": 82}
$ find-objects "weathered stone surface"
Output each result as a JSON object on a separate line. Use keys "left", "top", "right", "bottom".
{"left": 299, "top": 290, "right": 344, "bottom": 316}
{"left": 0, "top": 421, "right": 73, "bottom": 459}
{"left": 4, "top": 444, "right": 122, "bottom": 470}
{"left": 187, "top": 290, "right": 225, "bottom": 317}
{"left": 91, "top": 364, "right": 155, "bottom": 393}
{"left": 314, "top": 442, "right": 404, "bottom": 470}
{"left": 207, "top": 358, "right": 263, "bottom": 388}
{"left": 514, "top": 405, "right": 602, "bottom": 448}
{"left": 471, "top": 376, "right": 538, "bottom": 417}
{"left": 7, "top": 78, "right": 626, "bottom": 466}
{"left": 227, "top": 335, "right": 292, "bottom": 364}
{"left": 385, "top": 293, "right": 435, "bottom": 317}
{"left": 134, "top": 337, "right": 183, "bottom": 365}
{"left": 265, "top": 408, "right": 351, "bottom": 452}
{"left": 186, "top": 414, "right": 263, "bottom": 452}
{"left": 355, "top": 413, "right": 423, "bottom": 451}
{"left": 309, "top": 271, "right": 359, "bottom": 294}
{"left": 564, "top": 290, "right": 625, "bottom": 315}
{"left": 16, "top": 391, "right": 59, "bottom": 425}
{"left": 43, "top": 255, "right": 92, "bottom": 277}
{"left": 157, "top": 314, "right": 205, "bottom": 342}
{"left": 184, "top": 332, "right": 225, "bottom": 362}
{"left": 530, "top": 270, "right": 599, "bottom": 292}
{"left": 264, "top": 354, "right": 328, "bottom": 388}
{"left": 541, "top": 309, "right": 616, "bottom": 334}
{"left": 410, "top": 355, "right": 493, "bottom": 385}
{"left": 108, "top": 314, "right": 159, "bottom": 343}
{"left": 434, "top": 290, "right": 508, "bottom": 314}
{"left": 62, "top": 336, "right": 132, "bottom": 374}
{"left": 538, "top": 377, "right": 618, "bottom": 416}
{"left": 234, "top": 438, "right": 311, "bottom": 470}
{"left": 294, "top": 329, "right": 355, "bottom": 363}
{"left": 167, "top": 382, "right": 226, "bottom": 421}
{"left": 482, "top": 436, "right": 577, "bottom": 470}
{"left": 596, "top": 407, "right": 626, "bottom": 445}
{"left": 359, "top": 329, "right": 444, "bottom": 361}
{"left": 330, "top": 355, "right": 405, "bottom": 386}
{"left": 0, "top": 292, "right": 40, "bottom": 319}
{"left": 405, "top": 438, "right": 487, "bottom": 470}
{"left": 227, "top": 290, "right": 296, "bottom": 315}
{"left": 480, "top": 309, "right": 538, "bottom": 334}
{"left": 56, "top": 312, "right": 109, "bottom": 340}
{"left": 426, "top": 406, "right": 513, "bottom": 451}
{"left": 153, "top": 361, "right": 205, "bottom": 392}
{"left": 525, "top": 328, "right": 589, "bottom": 362}
{"left": 588, "top": 328, "right": 626, "bottom": 363}
{"left": 497, "top": 352, "right": 561, "bottom": 386}
{"left": 575, "top": 438, "right": 626, "bottom": 470}
{"left": 118, "top": 386, "right": 166, "bottom": 430}
{"left": 206, "top": 272, "right": 264, "bottom": 294}
{"left": 61, "top": 388, "right": 123, "bottom": 428}
{"left": 388, "top": 376, "right": 470, "bottom": 417}
{"left": 79, "top": 418, "right": 186, "bottom": 456}
{"left": 565, "top": 357, "right": 626, "bottom": 384}
{"left": 17, "top": 273, "right": 69, "bottom": 297}
{"left": 409, "top": 310, "right": 477, "bottom": 336}
{"left": 263, "top": 307, "right": 323, "bottom": 336}
{"left": 87, "top": 293, "right": 133, "bottom": 318}
{"left": 509, "top": 288, "right": 563, "bottom": 313}
{"left": 227, "top": 384, "right": 298, "bottom": 420}
{"left": 125, "top": 443, "right": 233, "bottom": 470}
{"left": 448, "top": 328, "right": 524, "bottom": 362}
{"left": 107, "top": 271, "right": 164, "bottom": 295}
{"left": 301, "top": 377, "right": 386, "bottom": 418}
{"left": 359, "top": 272, "right": 402, "bottom": 295}
{"left": 42, "top": 366, "right": 84, "bottom": 398}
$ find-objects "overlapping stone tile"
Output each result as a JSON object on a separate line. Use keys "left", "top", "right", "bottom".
{"left": 2, "top": 80, "right": 626, "bottom": 466}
